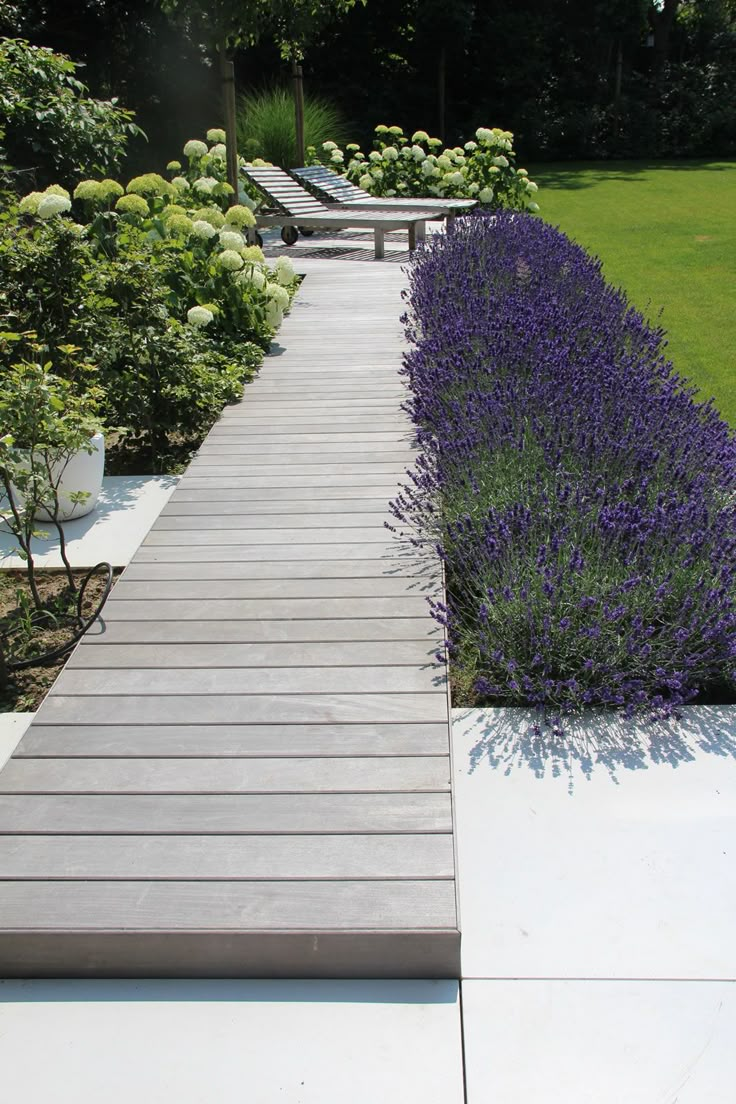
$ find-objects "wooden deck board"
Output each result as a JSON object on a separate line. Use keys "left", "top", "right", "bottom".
{"left": 0, "top": 256, "right": 459, "bottom": 978}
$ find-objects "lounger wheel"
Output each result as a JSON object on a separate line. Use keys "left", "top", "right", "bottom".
{"left": 281, "top": 226, "right": 299, "bottom": 246}
{"left": 253, "top": 231, "right": 263, "bottom": 247}
{"left": 298, "top": 227, "right": 315, "bottom": 236}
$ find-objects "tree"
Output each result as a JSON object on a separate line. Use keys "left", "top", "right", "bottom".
{"left": 160, "top": 0, "right": 270, "bottom": 197}
{"left": 269, "top": 0, "right": 365, "bottom": 166}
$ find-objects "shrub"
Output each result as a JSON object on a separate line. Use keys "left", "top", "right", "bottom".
{"left": 0, "top": 162, "right": 299, "bottom": 469}
{"left": 0, "top": 37, "right": 144, "bottom": 187}
{"left": 393, "top": 213, "right": 736, "bottom": 720}
{"left": 307, "top": 124, "right": 539, "bottom": 210}
{"left": 237, "top": 86, "right": 348, "bottom": 168}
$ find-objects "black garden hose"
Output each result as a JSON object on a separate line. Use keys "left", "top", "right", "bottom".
{"left": 7, "top": 561, "right": 114, "bottom": 671}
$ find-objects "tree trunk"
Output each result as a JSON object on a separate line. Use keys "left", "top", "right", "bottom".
{"left": 437, "top": 44, "right": 446, "bottom": 141}
{"left": 291, "top": 57, "right": 305, "bottom": 168}
{"left": 218, "top": 36, "right": 239, "bottom": 205}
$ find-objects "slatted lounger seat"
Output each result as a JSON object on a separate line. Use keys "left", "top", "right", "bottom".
{"left": 242, "top": 165, "right": 442, "bottom": 259}
{"left": 293, "top": 165, "right": 478, "bottom": 218}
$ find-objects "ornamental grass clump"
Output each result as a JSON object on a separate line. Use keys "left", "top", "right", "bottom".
{"left": 393, "top": 212, "right": 736, "bottom": 719}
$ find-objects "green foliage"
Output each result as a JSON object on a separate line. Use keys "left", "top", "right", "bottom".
{"left": 307, "top": 124, "right": 539, "bottom": 209}
{"left": 0, "top": 37, "right": 145, "bottom": 187}
{"left": 0, "top": 358, "right": 104, "bottom": 601}
{"left": 268, "top": 0, "right": 366, "bottom": 61}
{"left": 0, "top": 152, "right": 299, "bottom": 470}
{"left": 238, "top": 87, "right": 348, "bottom": 168}
{"left": 159, "top": 0, "right": 270, "bottom": 49}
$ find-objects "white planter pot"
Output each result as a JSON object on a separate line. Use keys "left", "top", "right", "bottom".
{"left": 13, "top": 433, "right": 105, "bottom": 522}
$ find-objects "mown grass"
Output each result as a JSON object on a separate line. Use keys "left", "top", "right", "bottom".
{"left": 529, "top": 161, "right": 736, "bottom": 426}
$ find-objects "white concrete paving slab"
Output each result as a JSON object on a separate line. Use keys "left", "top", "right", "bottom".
{"left": 453, "top": 706, "right": 736, "bottom": 980}
{"left": 0, "top": 713, "right": 34, "bottom": 770}
{"left": 462, "top": 978, "right": 736, "bottom": 1104}
{"left": 0, "top": 979, "right": 464, "bottom": 1104}
{"left": 1, "top": 476, "right": 178, "bottom": 568}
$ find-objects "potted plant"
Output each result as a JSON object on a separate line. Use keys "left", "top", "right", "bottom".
{"left": 1, "top": 359, "right": 105, "bottom": 601}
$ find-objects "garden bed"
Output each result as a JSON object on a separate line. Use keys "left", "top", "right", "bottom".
{"left": 393, "top": 212, "right": 736, "bottom": 722}
{"left": 0, "top": 568, "right": 118, "bottom": 712}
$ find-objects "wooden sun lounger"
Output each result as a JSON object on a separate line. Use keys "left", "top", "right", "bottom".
{"left": 241, "top": 165, "right": 441, "bottom": 259}
{"left": 293, "top": 165, "right": 478, "bottom": 218}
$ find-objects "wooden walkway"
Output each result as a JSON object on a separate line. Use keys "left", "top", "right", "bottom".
{"left": 0, "top": 250, "right": 459, "bottom": 977}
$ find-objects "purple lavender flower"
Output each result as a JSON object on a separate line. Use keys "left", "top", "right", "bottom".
{"left": 391, "top": 211, "right": 736, "bottom": 717}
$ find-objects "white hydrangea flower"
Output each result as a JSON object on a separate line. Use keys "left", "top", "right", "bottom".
{"left": 209, "top": 143, "right": 227, "bottom": 161}
{"left": 388, "top": 125, "right": 402, "bottom": 136}
{"left": 420, "top": 159, "right": 435, "bottom": 177}
{"left": 400, "top": 146, "right": 413, "bottom": 158}
{"left": 219, "top": 229, "right": 245, "bottom": 250}
{"left": 206, "top": 128, "right": 226, "bottom": 144}
{"left": 517, "top": 168, "right": 528, "bottom": 177}
{"left": 437, "top": 154, "right": 452, "bottom": 171}
{"left": 330, "top": 149, "right": 344, "bottom": 164}
{"left": 479, "top": 187, "right": 494, "bottom": 203}
{"left": 411, "top": 130, "right": 429, "bottom": 143}
{"left": 237, "top": 187, "right": 256, "bottom": 209}
{"left": 475, "top": 127, "right": 494, "bottom": 143}
{"left": 383, "top": 146, "right": 399, "bottom": 161}
{"left": 191, "top": 219, "right": 218, "bottom": 239}
{"left": 528, "top": 201, "right": 540, "bottom": 212}
{"left": 193, "top": 176, "right": 218, "bottom": 194}
{"left": 187, "top": 306, "right": 214, "bottom": 326}
{"left": 464, "top": 140, "right": 478, "bottom": 152}
{"left": 526, "top": 180, "right": 539, "bottom": 193}
{"left": 359, "top": 174, "right": 373, "bottom": 190}
{"left": 386, "top": 189, "right": 396, "bottom": 196}
{"left": 467, "top": 182, "right": 480, "bottom": 195}
{"left": 322, "top": 140, "right": 337, "bottom": 151}
{"left": 274, "top": 255, "right": 295, "bottom": 285}
{"left": 368, "top": 150, "right": 382, "bottom": 163}
{"left": 266, "top": 282, "right": 289, "bottom": 310}
{"left": 18, "top": 191, "right": 44, "bottom": 215}
{"left": 218, "top": 249, "right": 244, "bottom": 271}
{"left": 492, "top": 155, "right": 509, "bottom": 168}
{"left": 447, "top": 171, "right": 464, "bottom": 186}
{"left": 411, "top": 145, "right": 426, "bottom": 162}
{"left": 171, "top": 177, "right": 191, "bottom": 192}
{"left": 370, "top": 167, "right": 384, "bottom": 181}
{"left": 37, "top": 194, "right": 72, "bottom": 218}
{"left": 184, "top": 139, "right": 208, "bottom": 159}
{"left": 248, "top": 267, "right": 266, "bottom": 290}
{"left": 266, "top": 301, "right": 283, "bottom": 329}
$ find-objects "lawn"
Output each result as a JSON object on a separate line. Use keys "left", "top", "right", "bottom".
{"left": 529, "top": 161, "right": 736, "bottom": 426}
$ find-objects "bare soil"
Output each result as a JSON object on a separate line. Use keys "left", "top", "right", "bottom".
{"left": 0, "top": 567, "right": 117, "bottom": 712}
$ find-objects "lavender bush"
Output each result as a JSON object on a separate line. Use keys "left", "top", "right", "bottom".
{"left": 392, "top": 212, "right": 736, "bottom": 718}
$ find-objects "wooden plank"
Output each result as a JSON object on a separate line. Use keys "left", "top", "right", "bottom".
{"left": 0, "top": 930, "right": 461, "bottom": 979}
{"left": 68, "top": 639, "right": 439, "bottom": 668}
{"left": 0, "top": 792, "right": 452, "bottom": 834}
{"left": 142, "top": 528, "right": 396, "bottom": 546}
{"left": 50, "top": 665, "right": 446, "bottom": 698}
{"left": 14, "top": 722, "right": 450, "bottom": 758}
{"left": 100, "top": 596, "right": 429, "bottom": 620}
{"left": 161, "top": 501, "right": 393, "bottom": 517}
{"left": 36, "top": 692, "right": 448, "bottom": 725}
{"left": 169, "top": 487, "right": 396, "bottom": 502}
{"left": 0, "top": 755, "right": 450, "bottom": 795}
{"left": 0, "top": 879, "right": 457, "bottom": 929}
{"left": 0, "top": 833, "right": 455, "bottom": 880}
{"left": 111, "top": 560, "right": 435, "bottom": 581}
{"left": 78, "top": 619, "right": 440, "bottom": 645}
{"left": 132, "top": 544, "right": 409, "bottom": 562}
{"left": 109, "top": 578, "right": 436, "bottom": 600}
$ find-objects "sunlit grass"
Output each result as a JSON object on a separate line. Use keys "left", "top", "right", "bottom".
{"left": 530, "top": 160, "right": 736, "bottom": 425}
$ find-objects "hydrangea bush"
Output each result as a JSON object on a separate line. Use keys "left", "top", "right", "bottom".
{"left": 307, "top": 125, "right": 539, "bottom": 210}
{"left": 392, "top": 213, "right": 736, "bottom": 719}
{"left": 3, "top": 140, "right": 299, "bottom": 469}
